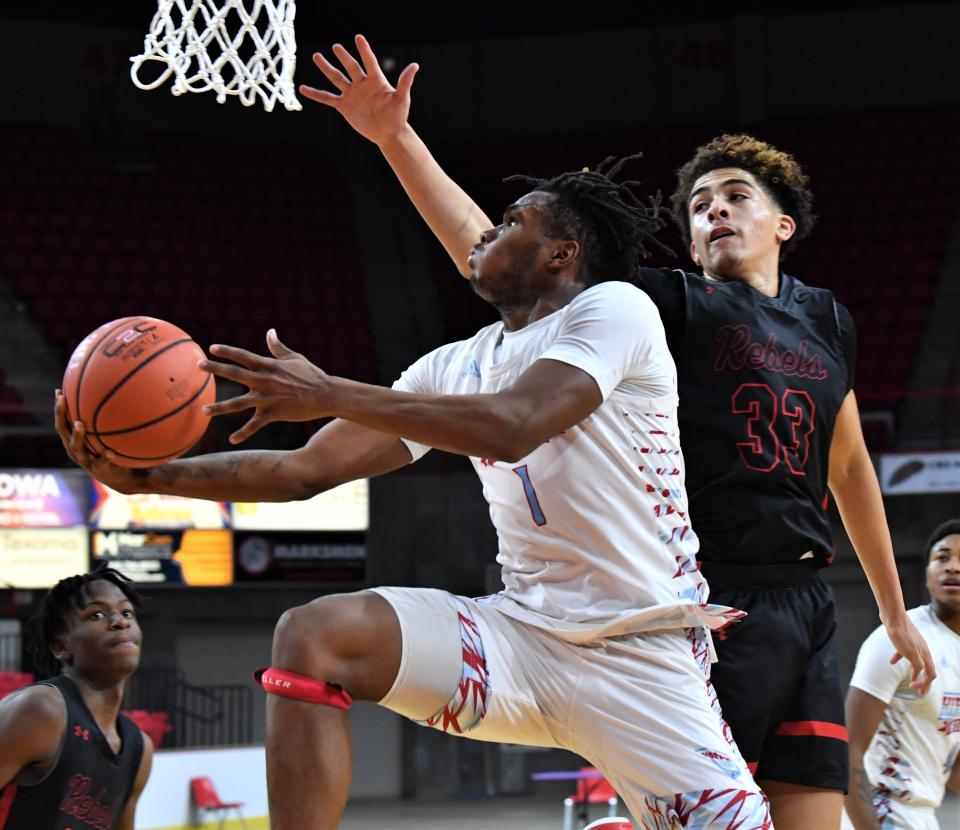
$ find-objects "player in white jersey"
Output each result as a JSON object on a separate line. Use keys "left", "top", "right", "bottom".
{"left": 843, "top": 520, "right": 960, "bottom": 829}
{"left": 56, "top": 159, "right": 771, "bottom": 829}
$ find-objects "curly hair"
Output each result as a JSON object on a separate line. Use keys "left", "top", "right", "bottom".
{"left": 24, "top": 566, "right": 144, "bottom": 678}
{"left": 924, "top": 519, "right": 960, "bottom": 559}
{"left": 670, "top": 134, "right": 816, "bottom": 260}
{"left": 504, "top": 153, "right": 673, "bottom": 285}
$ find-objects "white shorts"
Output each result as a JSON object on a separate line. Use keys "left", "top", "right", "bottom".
{"left": 841, "top": 801, "right": 940, "bottom": 830}
{"left": 372, "top": 587, "right": 771, "bottom": 829}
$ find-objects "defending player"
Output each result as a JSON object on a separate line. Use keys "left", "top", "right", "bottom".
{"left": 0, "top": 568, "right": 153, "bottom": 830}
{"left": 57, "top": 160, "right": 772, "bottom": 828}
{"left": 298, "top": 35, "right": 936, "bottom": 829}
{"left": 843, "top": 520, "right": 960, "bottom": 829}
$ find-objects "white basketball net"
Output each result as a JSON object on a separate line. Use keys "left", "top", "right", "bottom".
{"left": 130, "top": 0, "right": 302, "bottom": 112}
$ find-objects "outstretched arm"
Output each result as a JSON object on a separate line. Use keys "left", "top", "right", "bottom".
{"left": 828, "top": 390, "right": 936, "bottom": 691}
{"left": 844, "top": 687, "right": 886, "bottom": 830}
{"left": 201, "top": 331, "right": 602, "bottom": 462}
{"left": 55, "top": 390, "right": 413, "bottom": 502}
{"left": 300, "top": 35, "right": 491, "bottom": 276}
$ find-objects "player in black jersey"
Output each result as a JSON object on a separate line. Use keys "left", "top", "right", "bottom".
{"left": 0, "top": 568, "right": 152, "bottom": 830}
{"left": 298, "top": 36, "right": 936, "bottom": 830}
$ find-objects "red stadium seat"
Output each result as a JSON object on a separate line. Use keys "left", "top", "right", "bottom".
{"left": 190, "top": 777, "right": 248, "bottom": 829}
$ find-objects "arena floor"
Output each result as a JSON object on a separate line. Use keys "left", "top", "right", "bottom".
{"left": 201, "top": 790, "right": 960, "bottom": 829}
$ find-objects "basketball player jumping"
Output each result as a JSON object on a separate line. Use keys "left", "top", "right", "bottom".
{"left": 0, "top": 568, "right": 152, "bottom": 830}
{"left": 57, "top": 159, "right": 773, "bottom": 828}
{"left": 298, "top": 35, "right": 935, "bottom": 830}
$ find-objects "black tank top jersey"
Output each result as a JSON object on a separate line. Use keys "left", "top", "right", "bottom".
{"left": 0, "top": 675, "right": 144, "bottom": 830}
{"left": 634, "top": 267, "right": 857, "bottom": 566}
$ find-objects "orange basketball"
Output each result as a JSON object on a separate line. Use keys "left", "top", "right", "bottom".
{"left": 62, "top": 317, "right": 215, "bottom": 468}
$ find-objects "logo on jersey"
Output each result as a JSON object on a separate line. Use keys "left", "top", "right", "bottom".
{"left": 462, "top": 359, "right": 481, "bottom": 379}
{"left": 940, "top": 692, "right": 960, "bottom": 734}
{"left": 714, "top": 324, "right": 828, "bottom": 381}
{"left": 696, "top": 747, "right": 742, "bottom": 779}
{"left": 59, "top": 774, "right": 121, "bottom": 829}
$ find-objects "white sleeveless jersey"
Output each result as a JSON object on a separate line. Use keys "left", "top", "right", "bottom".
{"left": 850, "top": 604, "right": 960, "bottom": 809}
{"left": 393, "top": 281, "right": 741, "bottom": 643}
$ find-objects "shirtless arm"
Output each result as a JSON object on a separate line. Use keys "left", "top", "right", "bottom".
{"left": 0, "top": 686, "right": 66, "bottom": 789}
{"left": 115, "top": 733, "right": 154, "bottom": 830}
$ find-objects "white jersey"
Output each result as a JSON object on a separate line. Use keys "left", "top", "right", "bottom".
{"left": 850, "top": 604, "right": 960, "bottom": 810}
{"left": 393, "top": 281, "right": 741, "bottom": 643}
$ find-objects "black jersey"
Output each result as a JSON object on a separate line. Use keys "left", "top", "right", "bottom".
{"left": 634, "top": 267, "right": 856, "bottom": 566}
{"left": 0, "top": 675, "right": 144, "bottom": 830}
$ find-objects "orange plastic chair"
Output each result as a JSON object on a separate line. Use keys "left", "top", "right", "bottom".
{"left": 190, "top": 776, "right": 249, "bottom": 830}
{"left": 563, "top": 766, "right": 620, "bottom": 830}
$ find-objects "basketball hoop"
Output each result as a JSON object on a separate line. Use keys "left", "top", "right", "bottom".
{"left": 130, "top": 0, "right": 302, "bottom": 112}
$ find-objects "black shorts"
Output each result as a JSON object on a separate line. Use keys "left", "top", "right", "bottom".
{"left": 701, "top": 561, "right": 848, "bottom": 792}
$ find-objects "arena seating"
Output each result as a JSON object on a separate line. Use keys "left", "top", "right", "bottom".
{"left": 0, "top": 129, "right": 378, "bottom": 392}
{"left": 2, "top": 112, "right": 958, "bottom": 451}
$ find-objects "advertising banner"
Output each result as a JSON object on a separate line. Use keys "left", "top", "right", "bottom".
{"left": 880, "top": 451, "right": 960, "bottom": 495}
{"left": 0, "top": 469, "right": 88, "bottom": 528}
{"left": 234, "top": 532, "right": 365, "bottom": 583}
{"left": 91, "top": 529, "right": 233, "bottom": 585}
{"left": 89, "top": 481, "right": 229, "bottom": 530}
{"left": 0, "top": 528, "right": 89, "bottom": 588}
{"left": 231, "top": 480, "right": 368, "bottom": 532}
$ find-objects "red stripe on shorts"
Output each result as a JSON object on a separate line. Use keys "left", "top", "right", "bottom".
{"left": 747, "top": 761, "right": 759, "bottom": 775}
{"left": 775, "top": 720, "right": 848, "bottom": 741}
{"left": 0, "top": 784, "right": 17, "bottom": 828}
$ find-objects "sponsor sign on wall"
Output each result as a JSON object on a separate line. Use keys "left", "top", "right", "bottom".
{"left": 231, "top": 480, "right": 368, "bottom": 531}
{"left": 880, "top": 451, "right": 960, "bottom": 495}
{"left": 89, "top": 481, "right": 230, "bottom": 530}
{"left": 91, "top": 529, "right": 233, "bottom": 585}
{"left": 0, "top": 528, "right": 89, "bottom": 588}
{"left": 234, "top": 532, "right": 365, "bottom": 583}
{"left": 0, "top": 469, "right": 88, "bottom": 528}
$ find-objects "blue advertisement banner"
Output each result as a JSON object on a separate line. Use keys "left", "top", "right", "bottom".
{"left": 0, "top": 469, "right": 88, "bottom": 528}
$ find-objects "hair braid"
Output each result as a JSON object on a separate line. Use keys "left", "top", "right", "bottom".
{"left": 504, "top": 152, "right": 672, "bottom": 284}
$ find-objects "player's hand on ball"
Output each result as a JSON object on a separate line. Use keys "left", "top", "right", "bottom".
{"left": 53, "top": 390, "right": 139, "bottom": 493}
{"left": 885, "top": 614, "right": 937, "bottom": 693}
{"left": 299, "top": 34, "right": 419, "bottom": 146}
{"left": 199, "top": 330, "right": 330, "bottom": 444}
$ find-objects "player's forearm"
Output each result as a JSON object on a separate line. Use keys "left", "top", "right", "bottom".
{"left": 378, "top": 125, "right": 492, "bottom": 276}
{"left": 845, "top": 755, "right": 881, "bottom": 830}
{"left": 830, "top": 454, "right": 907, "bottom": 623}
{"left": 129, "top": 451, "right": 318, "bottom": 503}
{"left": 329, "top": 378, "right": 535, "bottom": 461}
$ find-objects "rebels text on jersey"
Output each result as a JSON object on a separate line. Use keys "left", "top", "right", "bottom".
{"left": 635, "top": 268, "right": 856, "bottom": 567}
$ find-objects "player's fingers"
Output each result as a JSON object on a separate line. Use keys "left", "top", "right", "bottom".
{"left": 889, "top": 651, "right": 903, "bottom": 664}
{"left": 198, "top": 358, "right": 258, "bottom": 387}
{"left": 355, "top": 34, "right": 388, "bottom": 83}
{"left": 299, "top": 86, "right": 341, "bottom": 107}
{"left": 70, "top": 421, "right": 96, "bottom": 467}
{"left": 229, "top": 414, "right": 268, "bottom": 444}
{"left": 207, "top": 343, "right": 267, "bottom": 368}
{"left": 332, "top": 42, "right": 367, "bottom": 83}
{"left": 395, "top": 63, "right": 419, "bottom": 98}
{"left": 266, "top": 329, "right": 297, "bottom": 359}
{"left": 54, "top": 393, "right": 72, "bottom": 441}
{"left": 312, "top": 52, "right": 350, "bottom": 91}
{"left": 203, "top": 393, "right": 256, "bottom": 418}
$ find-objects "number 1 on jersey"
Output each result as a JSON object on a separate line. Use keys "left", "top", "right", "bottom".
{"left": 512, "top": 465, "right": 547, "bottom": 526}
